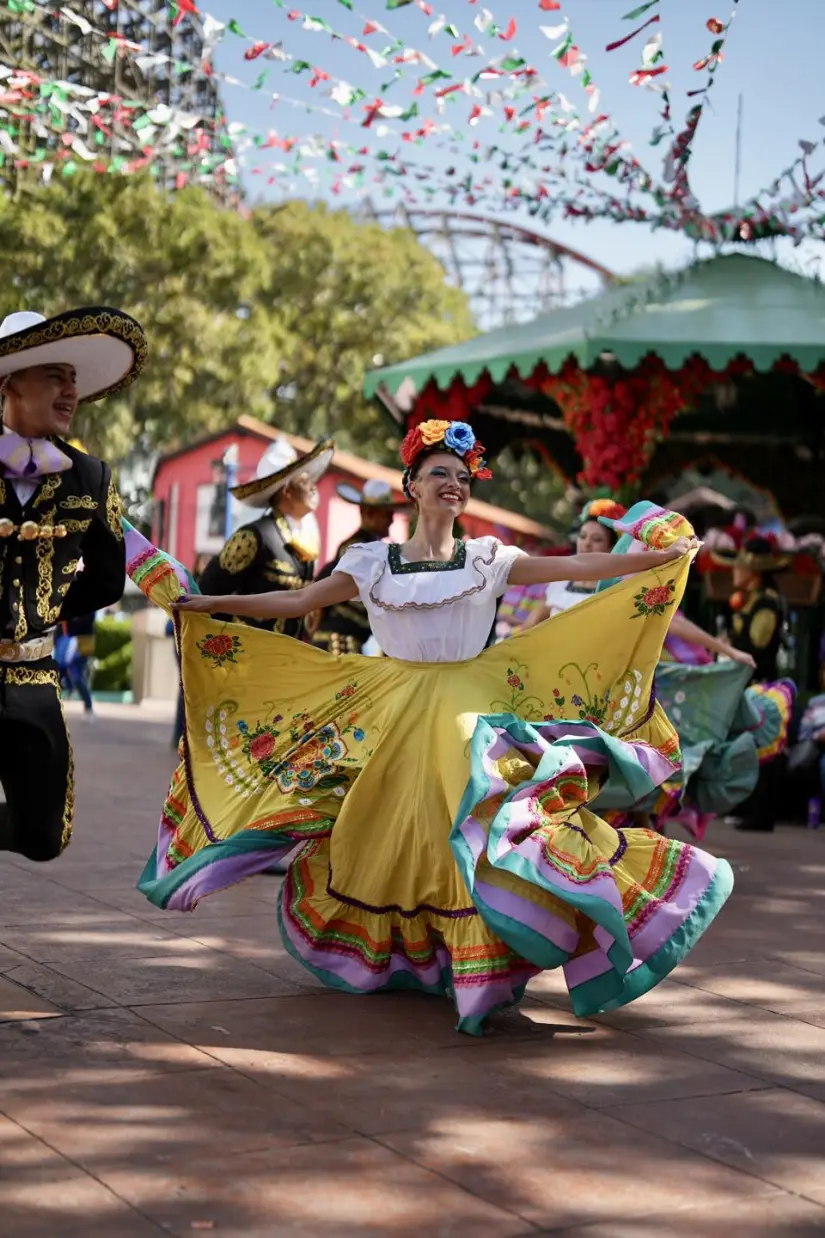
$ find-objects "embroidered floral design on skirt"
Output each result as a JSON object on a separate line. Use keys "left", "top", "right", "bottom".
{"left": 124, "top": 521, "right": 732, "bottom": 1036}
{"left": 197, "top": 631, "right": 243, "bottom": 667}
{"left": 632, "top": 579, "right": 676, "bottom": 619}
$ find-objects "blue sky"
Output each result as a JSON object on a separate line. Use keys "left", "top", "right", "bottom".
{"left": 200, "top": 0, "right": 825, "bottom": 279}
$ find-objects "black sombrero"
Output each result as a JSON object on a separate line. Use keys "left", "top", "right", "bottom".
{"left": 0, "top": 307, "right": 147, "bottom": 403}
{"left": 711, "top": 536, "right": 792, "bottom": 573}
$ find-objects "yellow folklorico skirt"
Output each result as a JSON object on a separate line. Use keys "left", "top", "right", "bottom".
{"left": 126, "top": 526, "right": 732, "bottom": 1034}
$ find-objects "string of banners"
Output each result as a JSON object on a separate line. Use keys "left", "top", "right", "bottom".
{"left": 0, "top": 0, "right": 822, "bottom": 243}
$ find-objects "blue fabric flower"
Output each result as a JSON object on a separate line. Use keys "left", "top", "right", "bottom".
{"left": 353, "top": 728, "right": 365, "bottom": 742}
{"left": 443, "top": 422, "right": 475, "bottom": 455}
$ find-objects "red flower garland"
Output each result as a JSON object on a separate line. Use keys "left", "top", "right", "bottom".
{"left": 538, "top": 353, "right": 759, "bottom": 497}
{"left": 403, "top": 352, "right": 818, "bottom": 501}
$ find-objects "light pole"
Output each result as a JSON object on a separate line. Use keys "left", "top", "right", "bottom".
{"left": 223, "top": 443, "right": 239, "bottom": 540}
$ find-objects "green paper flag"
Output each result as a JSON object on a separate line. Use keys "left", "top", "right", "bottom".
{"left": 622, "top": 2, "right": 658, "bottom": 19}
{"left": 228, "top": 19, "right": 245, "bottom": 36}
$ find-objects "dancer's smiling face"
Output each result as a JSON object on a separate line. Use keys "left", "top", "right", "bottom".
{"left": 576, "top": 518, "right": 613, "bottom": 555}
{"left": 409, "top": 450, "right": 471, "bottom": 517}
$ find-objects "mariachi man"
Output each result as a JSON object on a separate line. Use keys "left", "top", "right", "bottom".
{"left": 715, "top": 534, "right": 792, "bottom": 833}
{"left": 0, "top": 307, "right": 146, "bottom": 862}
{"left": 198, "top": 436, "right": 334, "bottom": 639}
{"left": 311, "top": 478, "right": 407, "bottom": 655}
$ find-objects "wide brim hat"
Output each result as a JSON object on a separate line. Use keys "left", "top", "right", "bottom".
{"left": 336, "top": 478, "right": 408, "bottom": 509}
{"left": 230, "top": 436, "right": 334, "bottom": 509}
{"left": 0, "top": 307, "right": 147, "bottom": 403}
{"left": 711, "top": 545, "right": 792, "bottom": 573}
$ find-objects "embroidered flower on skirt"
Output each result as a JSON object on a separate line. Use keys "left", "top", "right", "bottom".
{"left": 197, "top": 632, "right": 243, "bottom": 667}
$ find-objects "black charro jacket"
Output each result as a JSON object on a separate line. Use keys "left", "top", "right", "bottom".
{"left": 198, "top": 513, "right": 315, "bottom": 638}
{"left": 0, "top": 438, "right": 125, "bottom": 640}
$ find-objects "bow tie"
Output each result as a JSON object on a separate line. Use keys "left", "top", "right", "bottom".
{"left": 0, "top": 431, "right": 71, "bottom": 480}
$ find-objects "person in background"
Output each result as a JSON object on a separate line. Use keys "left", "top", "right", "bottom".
{"left": 198, "top": 436, "right": 334, "bottom": 639}
{"left": 791, "top": 693, "right": 825, "bottom": 828}
{"left": 58, "top": 612, "right": 97, "bottom": 722}
{"left": 721, "top": 535, "right": 788, "bottom": 683}
{"left": 311, "top": 479, "right": 407, "bottom": 655}
{"left": 520, "top": 498, "right": 625, "bottom": 627}
{"left": 713, "top": 535, "right": 795, "bottom": 832}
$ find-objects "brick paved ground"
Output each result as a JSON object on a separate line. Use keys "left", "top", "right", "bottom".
{"left": 1, "top": 701, "right": 825, "bottom": 1237}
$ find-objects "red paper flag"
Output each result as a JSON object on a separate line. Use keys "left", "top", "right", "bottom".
{"left": 499, "top": 19, "right": 517, "bottom": 40}
{"left": 244, "top": 42, "right": 271, "bottom": 61}
{"left": 171, "top": 0, "right": 199, "bottom": 27}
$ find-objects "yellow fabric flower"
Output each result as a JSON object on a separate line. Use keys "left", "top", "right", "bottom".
{"left": 419, "top": 420, "right": 451, "bottom": 447}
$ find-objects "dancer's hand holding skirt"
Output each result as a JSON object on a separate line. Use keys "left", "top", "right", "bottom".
{"left": 124, "top": 520, "right": 732, "bottom": 1034}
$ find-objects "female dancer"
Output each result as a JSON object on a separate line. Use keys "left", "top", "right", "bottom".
{"left": 521, "top": 498, "right": 626, "bottom": 626}
{"left": 127, "top": 421, "right": 732, "bottom": 1034}
{"left": 594, "top": 505, "right": 792, "bottom": 838}
{"left": 522, "top": 499, "right": 755, "bottom": 669}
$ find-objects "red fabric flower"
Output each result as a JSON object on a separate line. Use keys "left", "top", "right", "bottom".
{"left": 249, "top": 732, "right": 275, "bottom": 762}
{"left": 642, "top": 585, "right": 672, "bottom": 608}
{"left": 400, "top": 425, "right": 425, "bottom": 468}
{"left": 201, "top": 634, "right": 233, "bottom": 657}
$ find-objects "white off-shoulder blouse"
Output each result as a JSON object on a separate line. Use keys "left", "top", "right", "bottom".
{"left": 334, "top": 536, "right": 526, "bottom": 663}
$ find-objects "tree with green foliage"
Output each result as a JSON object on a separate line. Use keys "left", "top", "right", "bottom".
{"left": 253, "top": 200, "right": 474, "bottom": 462}
{"left": 0, "top": 175, "right": 474, "bottom": 465}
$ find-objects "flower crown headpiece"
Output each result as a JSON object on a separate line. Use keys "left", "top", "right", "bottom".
{"left": 580, "top": 497, "right": 626, "bottom": 525}
{"left": 399, "top": 420, "right": 492, "bottom": 487}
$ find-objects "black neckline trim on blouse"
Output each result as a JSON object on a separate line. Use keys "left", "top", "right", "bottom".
{"left": 387, "top": 539, "right": 466, "bottom": 575}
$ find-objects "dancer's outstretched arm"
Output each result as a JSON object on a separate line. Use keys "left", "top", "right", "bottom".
{"left": 174, "top": 572, "right": 358, "bottom": 620}
{"left": 508, "top": 536, "right": 698, "bottom": 588}
{"left": 669, "top": 611, "right": 756, "bottom": 669}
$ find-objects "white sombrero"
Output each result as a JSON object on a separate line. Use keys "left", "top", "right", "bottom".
{"left": 0, "top": 307, "right": 147, "bottom": 404}
{"left": 336, "top": 478, "right": 408, "bottom": 508}
{"left": 230, "top": 436, "right": 334, "bottom": 509}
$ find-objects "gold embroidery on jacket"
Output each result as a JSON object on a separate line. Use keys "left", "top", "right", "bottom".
{"left": 106, "top": 478, "right": 124, "bottom": 541}
{"left": 263, "top": 571, "right": 304, "bottom": 589}
{"left": 56, "top": 689, "right": 75, "bottom": 851}
{"left": 61, "top": 495, "right": 97, "bottom": 510}
{"left": 219, "top": 529, "right": 259, "bottom": 574}
{"left": 35, "top": 505, "right": 58, "bottom": 622}
{"left": 33, "top": 476, "right": 62, "bottom": 510}
{"left": 13, "top": 578, "right": 27, "bottom": 640}
{"left": 5, "top": 667, "right": 60, "bottom": 687}
{"left": 60, "top": 518, "right": 92, "bottom": 535}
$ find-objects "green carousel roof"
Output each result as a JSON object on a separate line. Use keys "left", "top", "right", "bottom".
{"left": 364, "top": 253, "right": 825, "bottom": 399}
